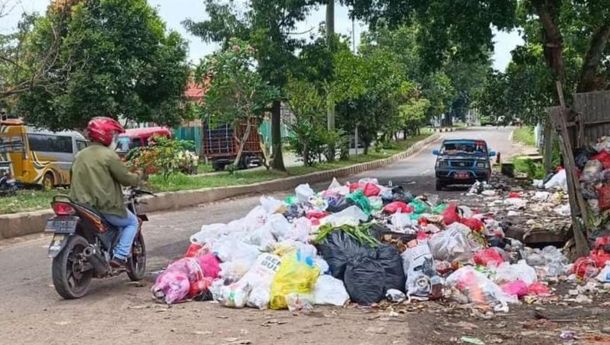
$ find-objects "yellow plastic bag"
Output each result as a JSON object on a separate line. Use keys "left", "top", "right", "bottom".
{"left": 269, "top": 250, "right": 320, "bottom": 310}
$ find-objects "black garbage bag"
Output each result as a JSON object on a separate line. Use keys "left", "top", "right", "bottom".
{"left": 344, "top": 256, "right": 386, "bottom": 305}
{"left": 376, "top": 245, "right": 405, "bottom": 292}
{"left": 574, "top": 146, "right": 597, "bottom": 169}
{"left": 317, "top": 231, "right": 372, "bottom": 279}
{"left": 283, "top": 203, "right": 306, "bottom": 221}
{"left": 326, "top": 196, "right": 354, "bottom": 213}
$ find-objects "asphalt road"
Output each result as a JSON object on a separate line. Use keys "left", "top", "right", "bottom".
{"left": 0, "top": 127, "right": 522, "bottom": 345}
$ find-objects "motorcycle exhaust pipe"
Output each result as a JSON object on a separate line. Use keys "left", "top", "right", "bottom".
{"left": 83, "top": 246, "right": 109, "bottom": 276}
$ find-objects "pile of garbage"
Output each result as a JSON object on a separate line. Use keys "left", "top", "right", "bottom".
{"left": 150, "top": 178, "right": 610, "bottom": 312}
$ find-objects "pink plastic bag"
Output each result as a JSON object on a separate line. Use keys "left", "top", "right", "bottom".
{"left": 501, "top": 280, "right": 528, "bottom": 298}
{"left": 474, "top": 248, "right": 504, "bottom": 267}
{"left": 592, "top": 150, "right": 610, "bottom": 169}
{"left": 527, "top": 282, "right": 552, "bottom": 296}
{"left": 152, "top": 254, "right": 220, "bottom": 304}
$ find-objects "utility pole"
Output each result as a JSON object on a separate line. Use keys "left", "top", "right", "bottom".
{"left": 326, "top": 0, "right": 335, "bottom": 160}
{"left": 352, "top": 16, "right": 358, "bottom": 156}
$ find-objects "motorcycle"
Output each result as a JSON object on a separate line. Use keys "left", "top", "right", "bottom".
{"left": 46, "top": 187, "right": 153, "bottom": 299}
{"left": 0, "top": 162, "right": 17, "bottom": 197}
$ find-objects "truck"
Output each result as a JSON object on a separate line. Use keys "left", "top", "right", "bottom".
{"left": 203, "top": 118, "right": 265, "bottom": 171}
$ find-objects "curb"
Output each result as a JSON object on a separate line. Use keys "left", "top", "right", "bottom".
{"left": 0, "top": 134, "right": 440, "bottom": 240}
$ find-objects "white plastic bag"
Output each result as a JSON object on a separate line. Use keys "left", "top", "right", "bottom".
{"left": 295, "top": 183, "right": 315, "bottom": 202}
{"left": 260, "top": 196, "right": 284, "bottom": 214}
{"left": 326, "top": 178, "right": 350, "bottom": 195}
{"left": 267, "top": 213, "right": 292, "bottom": 240}
{"left": 428, "top": 225, "right": 477, "bottom": 262}
{"left": 402, "top": 242, "right": 435, "bottom": 300}
{"left": 241, "top": 253, "right": 282, "bottom": 309}
{"left": 243, "top": 206, "right": 270, "bottom": 231}
{"left": 190, "top": 223, "right": 230, "bottom": 245}
{"left": 358, "top": 177, "right": 379, "bottom": 185}
{"left": 213, "top": 238, "right": 260, "bottom": 281}
{"left": 493, "top": 260, "right": 538, "bottom": 285}
{"left": 544, "top": 169, "right": 567, "bottom": 191}
{"left": 247, "top": 224, "right": 277, "bottom": 251}
{"left": 503, "top": 198, "right": 527, "bottom": 209}
{"left": 596, "top": 263, "right": 610, "bottom": 283}
{"left": 532, "top": 191, "right": 551, "bottom": 202}
{"left": 313, "top": 275, "right": 350, "bottom": 306}
{"left": 323, "top": 205, "right": 368, "bottom": 227}
{"left": 216, "top": 281, "right": 252, "bottom": 308}
{"left": 390, "top": 213, "right": 416, "bottom": 231}
{"left": 282, "top": 217, "right": 311, "bottom": 242}
{"left": 553, "top": 204, "right": 571, "bottom": 216}
{"left": 446, "top": 266, "right": 518, "bottom": 311}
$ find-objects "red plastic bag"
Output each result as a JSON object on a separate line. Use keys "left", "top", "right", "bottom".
{"left": 306, "top": 210, "right": 328, "bottom": 219}
{"left": 461, "top": 218, "right": 485, "bottom": 232}
{"left": 184, "top": 243, "right": 208, "bottom": 257}
{"left": 597, "top": 184, "right": 610, "bottom": 211}
{"left": 508, "top": 192, "right": 522, "bottom": 198}
{"left": 474, "top": 248, "right": 504, "bottom": 267}
{"left": 527, "top": 282, "right": 552, "bottom": 296}
{"left": 349, "top": 182, "right": 381, "bottom": 197}
{"left": 592, "top": 150, "right": 610, "bottom": 169}
{"left": 383, "top": 201, "right": 413, "bottom": 214}
{"left": 590, "top": 250, "right": 610, "bottom": 268}
{"left": 442, "top": 202, "right": 461, "bottom": 225}
{"left": 594, "top": 236, "right": 610, "bottom": 251}
{"left": 573, "top": 256, "right": 599, "bottom": 279}
{"left": 501, "top": 279, "right": 528, "bottom": 298}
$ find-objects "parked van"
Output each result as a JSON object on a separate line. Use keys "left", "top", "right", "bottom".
{"left": 0, "top": 118, "right": 87, "bottom": 189}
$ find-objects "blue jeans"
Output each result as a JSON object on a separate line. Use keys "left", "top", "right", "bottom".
{"left": 102, "top": 210, "right": 139, "bottom": 260}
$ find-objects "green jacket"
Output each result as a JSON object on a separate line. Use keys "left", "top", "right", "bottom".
{"left": 69, "top": 142, "right": 140, "bottom": 217}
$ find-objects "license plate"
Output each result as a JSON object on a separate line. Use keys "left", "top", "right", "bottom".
{"left": 455, "top": 172, "right": 470, "bottom": 179}
{"left": 45, "top": 217, "right": 78, "bottom": 234}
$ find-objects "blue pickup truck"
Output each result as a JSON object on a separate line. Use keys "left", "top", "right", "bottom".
{"left": 433, "top": 139, "right": 496, "bottom": 191}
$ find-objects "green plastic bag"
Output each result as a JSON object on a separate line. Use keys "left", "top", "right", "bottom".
{"left": 284, "top": 195, "right": 298, "bottom": 205}
{"left": 408, "top": 199, "right": 430, "bottom": 214}
{"left": 432, "top": 203, "right": 448, "bottom": 214}
{"left": 346, "top": 190, "right": 372, "bottom": 215}
{"left": 369, "top": 197, "right": 383, "bottom": 212}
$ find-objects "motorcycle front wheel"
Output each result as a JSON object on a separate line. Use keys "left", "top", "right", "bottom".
{"left": 127, "top": 231, "right": 146, "bottom": 281}
{"left": 52, "top": 235, "right": 93, "bottom": 299}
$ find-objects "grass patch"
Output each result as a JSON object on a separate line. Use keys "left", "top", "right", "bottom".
{"left": 0, "top": 190, "right": 58, "bottom": 214}
{"left": 513, "top": 157, "right": 546, "bottom": 179}
{"left": 197, "top": 162, "right": 215, "bottom": 174}
{"left": 513, "top": 126, "right": 536, "bottom": 147}
{"left": 1, "top": 134, "right": 431, "bottom": 214}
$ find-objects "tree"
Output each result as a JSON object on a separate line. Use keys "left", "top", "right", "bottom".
{"left": 16, "top": 0, "right": 189, "bottom": 130}
{"left": 285, "top": 78, "right": 326, "bottom": 166}
{"left": 184, "top": 0, "right": 321, "bottom": 171}
{"left": 197, "top": 38, "right": 279, "bottom": 168}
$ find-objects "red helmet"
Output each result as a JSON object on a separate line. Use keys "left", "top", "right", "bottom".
{"left": 86, "top": 117, "right": 125, "bottom": 146}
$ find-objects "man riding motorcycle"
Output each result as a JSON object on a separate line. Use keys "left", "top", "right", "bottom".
{"left": 69, "top": 117, "right": 141, "bottom": 268}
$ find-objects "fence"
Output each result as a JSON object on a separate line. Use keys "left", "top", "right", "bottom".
{"left": 572, "top": 90, "right": 610, "bottom": 146}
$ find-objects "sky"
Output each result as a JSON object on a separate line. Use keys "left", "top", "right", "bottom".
{"left": 1, "top": 0, "right": 524, "bottom": 71}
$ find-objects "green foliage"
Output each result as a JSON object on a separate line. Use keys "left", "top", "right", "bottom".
{"left": 127, "top": 137, "right": 198, "bottom": 180}
{"left": 17, "top": 0, "right": 189, "bottom": 130}
{"left": 513, "top": 157, "right": 545, "bottom": 179}
{"left": 285, "top": 78, "right": 326, "bottom": 166}
{"left": 197, "top": 38, "right": 279, "bottom": 124}
{"left": 513, "top": 127, "right": 536, "bottom": 147}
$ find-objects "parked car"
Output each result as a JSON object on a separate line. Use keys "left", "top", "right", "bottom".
{"left": 433, "top": 139, "right": 496, "bottom": 191}
{"left": 0, "top": 118, "right": 87, "bottom": 189}
{"left": 116, "top": 127, "right": 172, "bottom": 157}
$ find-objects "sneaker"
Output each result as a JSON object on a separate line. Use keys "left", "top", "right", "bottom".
{"left": 110, "top": 257, "right": 127, "bottom": 268}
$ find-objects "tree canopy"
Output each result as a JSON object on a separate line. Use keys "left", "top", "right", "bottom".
{"left": 16, "top": 0, "right": 189, "bottom": 130}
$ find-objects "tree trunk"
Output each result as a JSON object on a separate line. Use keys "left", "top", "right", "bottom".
{"left": 533, "top": 0, "right": 566, "bottom": 85}
{"left": 577, "top": 25, "right": 610, "bottom": 93}
{"left": 270, "top": 100, "right": 286, "bottom": 171}
{"left": 363, "top": 140, "right": 370, "bottom": 155}
{"left": 326, "top": 0, "right": 336, "bottom": 162}
{"left": 233, "top": 118, "right": 252, "bottom": 167}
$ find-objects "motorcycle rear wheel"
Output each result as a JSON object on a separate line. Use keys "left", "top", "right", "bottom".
{"left": 52, "top": 235, "right": 93, "bottom": 299}
{"left": 127, "top": 231, "right": 146, "bottom": 281}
